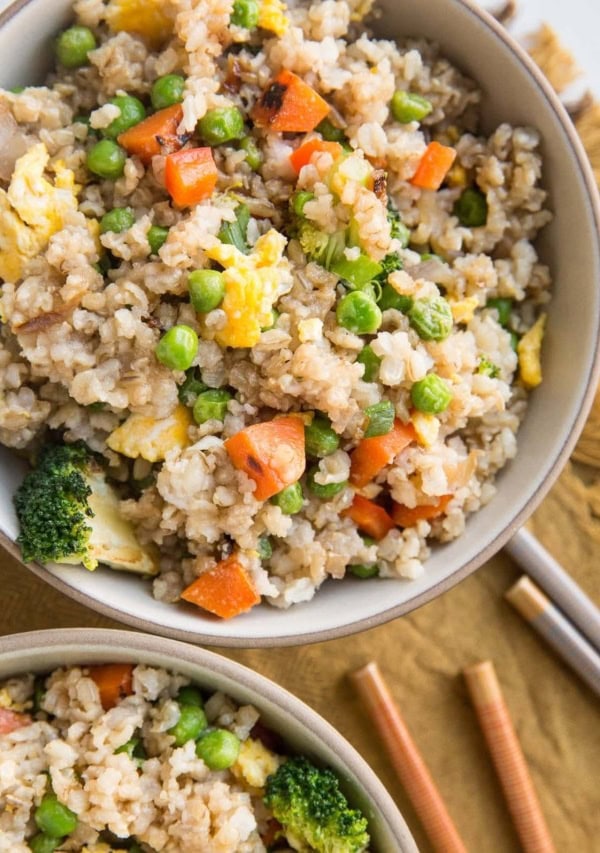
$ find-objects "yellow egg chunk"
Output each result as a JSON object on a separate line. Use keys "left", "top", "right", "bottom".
{"left": 107, "top": 404, "right": 192, "bottom": 462}
{"left": 231, "top": 737, "right": 282, "bottom": 789}
{"left": 258, "top": 0, "right": 290, "bottom": 36}
{"left": 0, "top": 144, "right": 78, "bottom": 282}
{"left": 517, "top": 313, "right": 547, "bottom": 389}
{"left": 450, "top": 296, "right": 479, "bottom": 325}
{"left": 105, "top": 0, "right": 174, "bottom": 47}
{"left": 205, "top": 229, "right": 290, "bottom": 348}
{"left": 411, "top": 411, "right": 440, "bottom": 448}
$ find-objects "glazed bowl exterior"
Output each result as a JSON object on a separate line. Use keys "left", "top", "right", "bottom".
{"left": 0, "top": 628, "right": 416, "bottom": 851}
{"left": 0, "top": 0, "right": 599, "bottom": 645}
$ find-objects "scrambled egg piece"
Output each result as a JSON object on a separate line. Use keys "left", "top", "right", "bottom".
{"left": 231, "top": 737, "right": 282, "bottom": 789}
{"left": 518, "top": 313, "right": 546, "bottom": 389}
{"left": 258, "top": 0, "right": 289, "bottom": 35}
{"left": 107, "top": 404, "right": 192, "bottom": 463}
{"left": 205, "top": 229, "right": 291, "bottom": 348}
{"left": 105, "top": 0, "right": 174, "bottom": 47}
{"left": 411, "top": 411, "right": 440, "bottom": 448}
{"left": 0, "top": 144, "right": 78, "bottom": 282}
{"left": 450, "top": 296, "right": 479, "bottom": 325}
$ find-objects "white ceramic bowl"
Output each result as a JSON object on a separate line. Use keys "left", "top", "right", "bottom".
{"left": 0, "top": 628, "right": 415, "bottom": 851}
{"left": 0, "top": 0, "right": 599, "bottom": 645}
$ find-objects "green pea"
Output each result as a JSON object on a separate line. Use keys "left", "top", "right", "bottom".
{"left": 115, "top": 736, "right": 147, "bottom": 766}
{"left": 196, "top": 728, "right": 240, "bottom": 770}
{"left": 193, "top": 388, "right": 231, "bottom": 424}
{"left": 453, "top": 187, "right": 488, "bottom": 227}
{"left": 378, "top": 282, "right": 413, "bottom": 313}
{"left": 410, "top": 373, "right": 453, "bottom": 414}
{"left": 349, "top": 563, "right": 379, "bottom": 579}
{"left": 231, "top": 0, "right": 260, "bottom": 28}
{"left": 356, "top": 344, "right": 381, "bottom": 382}
{"left": 177, "top": 685, "right": 204, "bottom": 707}
{"left": 306, "top": 466, "right": 348, "bottom": 500}
{"left": 155, "top": 325, "right": 199, "bottom": 371}
{"left": 9, "top": 86, "right": 25, "bottom": 94}
{"left": 364, "top": 400, "right": 395, "bottom": 438}
{"left": 28, "top": 834, "right": 62, "bottom": 853}
{"left": 315, "top": 117, "right": 346, "bottom": 143}
{"left": 257, "top": 535, "right": 273, "bottom": 560}
{"left": 168, "top": 704, "right": 208, "bottom": 746}
{"left": 270, "top": 482, "right": 304, "bottom": 515}
{"left": 408, "top": 296, "right": 453, "bottom": 341}
{"left": 336, "top": 291, "right": 382, "bottom": 335}
{"left": 147, "top": 225, "right": 169, "bottom": 255}
{"left": 360, "top": 535, "right": 376, "bottom": 546}
{"left": 391, "top": 90, "right": 433, "bottom": 124}
{"left": 291, "top": 190, "right": 315, "bottom": 217}
{"left": 304, "top": 415, "right": 340, "bottom": 458}
{"left": 103, "top": 95, "right": 146, "bottom": 140}
{"left": 86, "top": 139, "right": 126, "bottom": 180}
{"left": 34, "top": 793, "right": 78, "bottom": 837}
{"left": 198, "top": 107, "right": 245, "bottom": 146}
{"left": 151, "top": 74, "right": 186, "bottom": 110}
{"left": 486, "top": 297, "right": 513, "bottom": 328}
{"left": 188, "top": 269, "right": 226, "bottom": 313}
{"left": 99, "top": 207, "right": 135, "bottom": 234}
{"left": 239, "top": 136, "right": 262, "bottom": 171}
{"left": 55, "top": 25, "right": 96, "bottom": 69}
{"left": 178, "top": 369, "right": 207, "bottom": 406}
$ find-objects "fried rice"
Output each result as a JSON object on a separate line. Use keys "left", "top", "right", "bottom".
{"left": 0, "top": 0, "right": 551, "bottom": 616}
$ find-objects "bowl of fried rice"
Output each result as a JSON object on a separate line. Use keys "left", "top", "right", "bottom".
{"left": 0, "top": 627, "right": 415, "bottom": 851}
{"left": 0, "top": 0, "right": 598, "bottom": 644}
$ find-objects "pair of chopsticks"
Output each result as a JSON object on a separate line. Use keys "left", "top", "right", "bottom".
{"left": 351, "top": 660, "right": 555, "bottom": 853}
{"left": 505, "top": 527, "right": 600, "bottom": 697}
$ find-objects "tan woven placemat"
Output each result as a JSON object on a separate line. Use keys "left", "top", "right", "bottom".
{"left": 1, "top": 14, "right": 600, "bottom": 853}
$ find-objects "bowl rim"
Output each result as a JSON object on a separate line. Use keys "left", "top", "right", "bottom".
{"left": 0, "top": 627, "right": 417, "bottom": 851}
{"left": 1, "top": 0, "right": 599, "bottom": 646}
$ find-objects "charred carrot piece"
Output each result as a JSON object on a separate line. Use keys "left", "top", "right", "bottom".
{"left": 225, "top": 416, "right": 306, "bottom": 501}
{"left": 343, "top": 494, "right": 396, "bottom": 540}
{"left": 289, "top": 139, "right": 343, "bottom": 173}
{"left": 118, "top": 104, "right": 185, "bottom": 164}
{"left": 89, "top": 663, "right": 134, "bottom": 711}
{"left": 181, "top": 555, "right": 261, "bottom": 619}
{"left": 252, "top": 70, "right": 330, "bottom": 133}
{"left": 391, "top": 494, "right": 452, "bottom": 527}
{"left": 350, "top": 419, "right": 416, "bottom": 488}
{"left": 410, "top": 141, "right": 457, "bottom": 191}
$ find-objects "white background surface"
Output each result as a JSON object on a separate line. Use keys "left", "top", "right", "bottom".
{"left": 479, "top": 0, "right": 600, "bottom": 95}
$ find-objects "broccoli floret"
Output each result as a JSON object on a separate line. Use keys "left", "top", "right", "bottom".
{"left": 297, "top": 221, "right": 346, "bottom": 270}
{"left": 376, "top": 252, "right": 404, "bottom": 283}
{"left": 264, "top": 757, "right": 370, "bottom": 853}
{"left": 14, "top": 442, "right": 157, "bottom": 575}
{"left": 387, "top": 199, "right": 410, "bottom": 248}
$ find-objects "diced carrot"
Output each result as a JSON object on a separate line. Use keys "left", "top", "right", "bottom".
{"left": 181, "top": 555, "right": 261, "bottom": 619}
{"left": 89, "top": 663, "right": 134, "bottom": 711}
{"left": 342, "top": 494, "right": 396, "bottom": 540}
{"left": 118, "top": 104, "right": 184, "bottom": 164}
{"left": 289, "top": 139, "right": 343, "bottom": 173}
{"left": 225, "top": 416, "right": 306, "bottom": 501}
{"left": 0, "top": 707, "right": 31, "bottom": 734}
{"left": 391, "top": 494, "right": 453, "bottom": 528}
{"left": 252, "top": 70, "right": 330, "bottom": 133}
{"left": 350, "top": 419, "right": 416, "bottom": 488}
{"left": 164, "top": 147, "right": 218, "bottom": 207}
{"left": 410, "top": 141, "right": 457, "bottom": 191}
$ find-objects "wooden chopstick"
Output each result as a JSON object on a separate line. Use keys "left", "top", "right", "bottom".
{"left": 505, "top": 527, "right": 600, "bottom": 652}
{"left": 350, "top": 661, "right": 468, "bottom": 853}
{"left": 506, "top": 575, "right": 600, "bottom": 697}
{"left": 463, "top": 661, "right": 555, "bottom": 853}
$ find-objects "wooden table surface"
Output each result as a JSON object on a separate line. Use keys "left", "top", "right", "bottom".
{"left": 1, "top": 409, "right": 599, "bottom": 851}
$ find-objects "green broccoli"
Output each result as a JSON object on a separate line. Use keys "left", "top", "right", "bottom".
{"left": 264, "top": 757, "right": 370, "bottom": 853}
{"left": 376, "top": 252, "right": 404, "bottom": 283}
{"left": 297, "top": 221, "right": 346, "bottom": 269}
{"left": 387, "top": 199, "right": 410, "bottom": 248}
{"left": 14, "top": 442, "right": 157, "bottom": 575}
